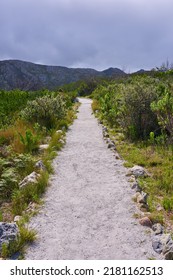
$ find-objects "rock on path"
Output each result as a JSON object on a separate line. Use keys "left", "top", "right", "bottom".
{"left": 25, "top": 98, "right": 160, "bottom": 260}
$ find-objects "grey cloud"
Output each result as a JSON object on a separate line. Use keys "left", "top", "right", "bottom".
{"left": 0, "top": 0, "right": 173, "bottom": 71}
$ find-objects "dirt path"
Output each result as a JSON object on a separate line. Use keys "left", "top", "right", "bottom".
{"left": 25, "top": 98, "right": 160, "bottom": 260}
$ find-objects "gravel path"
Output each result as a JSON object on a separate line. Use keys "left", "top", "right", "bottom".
{"left": 25, "top": 98, "right": 160, "bottom": 260}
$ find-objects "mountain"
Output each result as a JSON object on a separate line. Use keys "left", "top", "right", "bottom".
{"left": 0, "top": 60, "right": 126, "bottom": 91}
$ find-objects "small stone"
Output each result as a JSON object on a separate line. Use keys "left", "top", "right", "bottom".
{"left": 14, "top": 216, "right": 22, "bottom": 223}
{"left": 137, "top": 191, "right": 148, "bottom": 204}
{"left": 139, "top": 203, "right": 149, "bottom": 212}
{"left": 115, "top": 155, "right": 120, "bottom": 160}
{"left": 56, "top": 130, "right": 63, "bottom": 134}
{"left": 59, "top": 139, "right": 65, "bottom": 145}
{"left": 152, "top": 223, "right": 164, "bottom": 235}
{"left": 131, "top": 182, "right": 142, "bottom": 192}
{"left": 102, "top": 126, "right": 108, "bottom": 132}
{"left": 129, "top": 165, "right": 148, "bottom": 178}
{"left": 0, "top": 222, "right": 19, "bottom": 250}
{"left": 132, "top": 192, "right": 141, "bottom": 201}
{"left": 128, "top": 175, "right": 136, "bottom": 183}
{"left": 156, "top": 204, "right": 164, "bottom": 212}
{"left": 103, "top": 132, "right": 109, "bottom": 138}
{"left": 45, "top": 136, "right": 51, "bottom": 142}
{"left": 35, "top": 160, "right": 46, "bottom": 171}
{"left": 108, "top": 142, "right": 115, "bottom": 149}
{"left": 165, "top": 249, "right": 173, "bottom": 260}
{"left": 139, "top": 217, "right": 152, "bottom": 227}
{"left": 39, "top": 144, "right": 49, "bottom": 151}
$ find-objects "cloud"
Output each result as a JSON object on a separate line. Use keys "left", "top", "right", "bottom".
{"left": 0, "top": 0, "right": 173, "bottom": 71}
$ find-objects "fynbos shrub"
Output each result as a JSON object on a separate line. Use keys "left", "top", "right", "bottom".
{"left": 21, "top": 95, "right": 66, "bottom": 129}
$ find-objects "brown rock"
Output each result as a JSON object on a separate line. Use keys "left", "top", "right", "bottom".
{"left": 139, "top": 217, "right": 152, "bottom": 227}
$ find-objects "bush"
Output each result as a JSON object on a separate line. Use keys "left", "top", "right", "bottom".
{"left": 151, "top": 86, "right": 173, "bottom": 142}
{"left": 119, "top": 80, "right": 159, "bottom": 140}
{"left": 21, "top": 95, "right": 66, "bottom": 129}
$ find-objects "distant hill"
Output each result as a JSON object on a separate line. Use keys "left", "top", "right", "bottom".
{"left": 0, "top": 60, "right": 126, "bottom": 91}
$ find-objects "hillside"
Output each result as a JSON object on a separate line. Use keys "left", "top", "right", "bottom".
{"left": 0, "top": 60, "right": 125, "bottom": 91}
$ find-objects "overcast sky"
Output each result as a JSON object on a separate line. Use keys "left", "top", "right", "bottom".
{"left": 0, "top": 0, "right": 173, "bottom": 72}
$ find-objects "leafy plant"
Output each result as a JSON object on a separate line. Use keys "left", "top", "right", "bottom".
{"left": 151, "top": 87, "right": 173, "bottom": 142}
{"left": 19, "top": 130, "right": 39, "bottom": 153}
{"left": 0, "top": 168, "right": 18, "bottom": 200}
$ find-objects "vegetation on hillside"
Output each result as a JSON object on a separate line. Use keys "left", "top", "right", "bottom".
{"left": 91, "top": 70, "right": 173, "bottom": 227}
{"left": 0, "top": 88, "right": 78, "bottom": 258}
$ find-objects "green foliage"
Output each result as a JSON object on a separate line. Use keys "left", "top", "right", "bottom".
{"left": 0, "top": 89, "right": 47, "bottom": 128}
{"left": 0, "top": 168, "right": 18, "bottom": 200}
{"left": 149, "top": 213, "right": 164, "bottom": 225}
{"left": 21, "top": 95, "right": 66, "bottom": 129}
{"left": 151, "top": 86, "right": 173, "bottom": 142}
{"left": 91, "top": 99, "right": 100, "bottom": 112}
{"left": 19, "top": 130, "right": 39, "bottom": 153}
{"left": 12, "top": 172, "right": 49, "bottom": 215}
{"left": 92, "top": 77, "right": 160, "bottom": 139}
{"left": 13, "top": 154, "right": 34, "bottom": 177}
{"left": 119, "top": 79, "right": 159, "bottom": 140}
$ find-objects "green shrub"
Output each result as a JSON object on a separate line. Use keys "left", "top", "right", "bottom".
{"left": 151, "top": 86, "right": 173, "bottom": 142}
{"left": 119, "top": 80, "right": 159, "bottom": 140}
{"left": 21, "top": 95, "right": 66, "bottom": 129}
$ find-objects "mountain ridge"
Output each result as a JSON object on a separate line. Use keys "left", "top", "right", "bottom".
{"left": 0, "top": 59, "right": 126, "bottom": 91}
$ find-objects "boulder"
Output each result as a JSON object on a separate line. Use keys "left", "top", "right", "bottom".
{"left": 19, "top": 171, "right": 40, "bottom": 188}
{"left": 139, "top": 217, "right": 152, "bottom": 227}
{"left": 0, "top": 222, "right": 19, "bottom": 250}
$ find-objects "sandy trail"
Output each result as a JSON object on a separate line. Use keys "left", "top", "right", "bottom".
{"left": 25, "top": 98, "right": 159, "bottom": 259}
